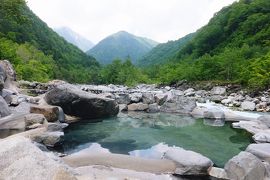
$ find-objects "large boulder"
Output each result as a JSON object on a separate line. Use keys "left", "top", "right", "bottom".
{"left": 164, "top": 147, "right": 213, "bottom": 175}
{"left": 0, "top": 96, "right": 11, "bottom": 118}
{"left": 246, "top": 143, "right": 270, "bottom": 163}
{"left": 252, "top": 130, "right": 270, "bottom": 143}
{"left": 44, "top": 84, "right": 119, "bottom": 119}
{"left": 160, "top": 96, "right": 196, "bottom": 114}
{"left": 257, "top": 115, "right": 270, "bottom": 128}
{"left": 224, "top": 151, "right": 265, "bottom": 180}
{"left": 0, "top": 136, "right": 75, "bottom": 179}
{"left": 0, "top": 63, "right": 6, "bottom": 91}
{"left": 0, "top": 60, "right": 18, "bottom": 93}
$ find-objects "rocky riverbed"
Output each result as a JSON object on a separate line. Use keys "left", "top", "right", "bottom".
{"left": 1, "top": 59, "right": 270, "bottom": 179}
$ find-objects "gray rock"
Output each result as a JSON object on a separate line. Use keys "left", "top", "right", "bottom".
{"left": 241, "top": 101, "right": 256, "bottom": 111}
{"left": 183, "top": 88, "right": 194, "bottom": 95}
{"left": 195, "top": 90, "right": 208, "bottom": 97}
{"left": 130, "top": 93, "right": 142, "bottom": 103}
{"left": 0, "top": 60, "right": 18, "bottom": 93}
{"left": 210, "top": 86, "right": 226, "bottom": 95}
{"left": 221, "top": 98, "right": 232, "bottom": 105}
{"left": 253, "top": 131, "right": 270, "bottom": 143}
{"left": 11, "top": 102, "right": 31, "bottom": 113}
{"left": 30, "top": 105, "right": 60, "bottom": 122}
{"left": 142, "top": 93, "right": 155, "bottom": 104}
{"left": 160, "top": 97, "right": 196, "bottom": 114}
{"left": 1, "top": 88, "right": 16, "bottom": 104}
{"left": 191, "top": 106, "right": 208, "bottom": 118}
{"left": 0, "top": 113, "right": 26, "bottom": 130}
{"left": 209, "top": 167, "right": 229, "bottom": 179}
{"left": 128, "top": 103, "right": 149, "bottom": 111}
{"left": 210, "top": 95, "right": 225, "bottom": 103}
{"left": 203, "top": 108, "right": 225, "bottom": 119}
{"left": 154, "top": 93, "right": 168, "bottom": 105}
{"left": 116, "top": 93, "right": 131, "bottom": 104}
{"left": 0, "top": 136, "right": 75, "bottom": 179}
{"left": 246, "top": 143, "right": 270, "bottom": 163}
{"left": 164, "top": 147, "right": 213, "bottom": 175}
{"left": 148, "top": 103, "right": 160, "bottom": 113}
{"left": 44, "top": 84, "right": 119, "bottom": 119}
{"left": 24, "top": 113, "right": 46, "bottom": 129}
{"left": 0, "top": 96, "right": 11, "bottom": 118}
{"left": 0, "top": 64, "right": 6, "bottom": 91}
{"left": 232, "top": 121, "right": 268, "bottom": 134}
{"left": 36, "top": 131, "right": 64, "bottom": 147}
{"left": 257, "top": 115, "right": 270, "bottom": 128}
{"left": 224, "top": 151, "right": 265, "bottom": 180}
{"left": 47, "top": 122, "right": 68, "bottom": 132}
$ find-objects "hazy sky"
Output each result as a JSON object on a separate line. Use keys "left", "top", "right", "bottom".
{"left": 27, "top": 0, "right": 236, "bottom": 44}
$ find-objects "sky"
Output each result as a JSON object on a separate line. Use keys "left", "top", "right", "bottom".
{"left": 26, "top": 0, "right": 237, "bottom": 44}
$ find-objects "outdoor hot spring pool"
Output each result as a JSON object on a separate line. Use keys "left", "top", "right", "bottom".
{"left": 59, "top": 112, "right": 252, "bottom": 167}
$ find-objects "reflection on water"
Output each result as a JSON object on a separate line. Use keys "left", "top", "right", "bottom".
{"left": 61, "top": 112, "right": 252, "bottom": 167}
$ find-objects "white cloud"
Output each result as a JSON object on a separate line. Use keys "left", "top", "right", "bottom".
{"left": 26, "top": 0, "right": 236, "bottom": 43}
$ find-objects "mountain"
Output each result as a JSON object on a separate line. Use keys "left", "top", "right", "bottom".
{"left": 138, "top": 33, "right": 195, "bottom": 66}
{"left": 87, "top": 31, "right": 159, "bottom": 64}
{"left": 54, "top": 27, "right": 94, "bottom": 52}
{"left": 0, "top": 0, "right": 99, "bottom": 83}
{"left": 153, "top": 0, "right": 270, "bottom": 88}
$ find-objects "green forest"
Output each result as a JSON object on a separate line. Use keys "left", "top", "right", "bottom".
{"left": 0, "top": 0, "right": 270, "bottom": 89}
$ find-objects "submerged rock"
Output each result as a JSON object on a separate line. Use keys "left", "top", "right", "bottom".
{"left": 44, "top": 84, "right": 119, "bottom": 119}
{"left": 224, "top": 151, "right": 265, "bottom": 180}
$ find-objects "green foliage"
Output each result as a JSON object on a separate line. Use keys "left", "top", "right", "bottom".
{"left": 138, "top": 33, "right": 195, "bottom": 66}
{"left": 240, "top": 52, "right": 270, "bottom": 89}
{"left": 100, "top": 59, "right": 149, "bottom": 86}
{"left": 0, "top": 0, "right": 99, "bottom": 83}
{"left": 146, "top": 0, "right": 270, "bottom": 89}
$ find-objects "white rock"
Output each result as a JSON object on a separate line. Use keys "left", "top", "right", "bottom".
{"left": 224, "top": 151, "right": 265, "bottom": 180}
{"left": 164, "top": 147, "right": 213, "bottom": 175}
{"left": 246, "top": 143, "right": 270, "bottom": 163}
{"left": 210, "top": 86, "right": 226, "bottom": 95}
{"left": 241, "top": 101, "right": 256, "bottom": 111}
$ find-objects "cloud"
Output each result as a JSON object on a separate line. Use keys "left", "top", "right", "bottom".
{"left": 26, "top": 0, "right": 236, "bottom": 43}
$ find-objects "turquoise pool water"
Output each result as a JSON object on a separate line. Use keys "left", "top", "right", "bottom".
{"left": 61, "top": 112, "right": 252, "bottom": 167}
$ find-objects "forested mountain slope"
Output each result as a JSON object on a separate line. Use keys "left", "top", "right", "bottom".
{"left": 152, "top": 0, "right": 270, "bottom": 89}
{"left": 87, "top": 31, "right": 158, "bottom": 64}
{"left": 138, "top": 33, "right": 195, "bottom": 66}
{"left": 0, "top": 0, "right": 99, "bottom": 83}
